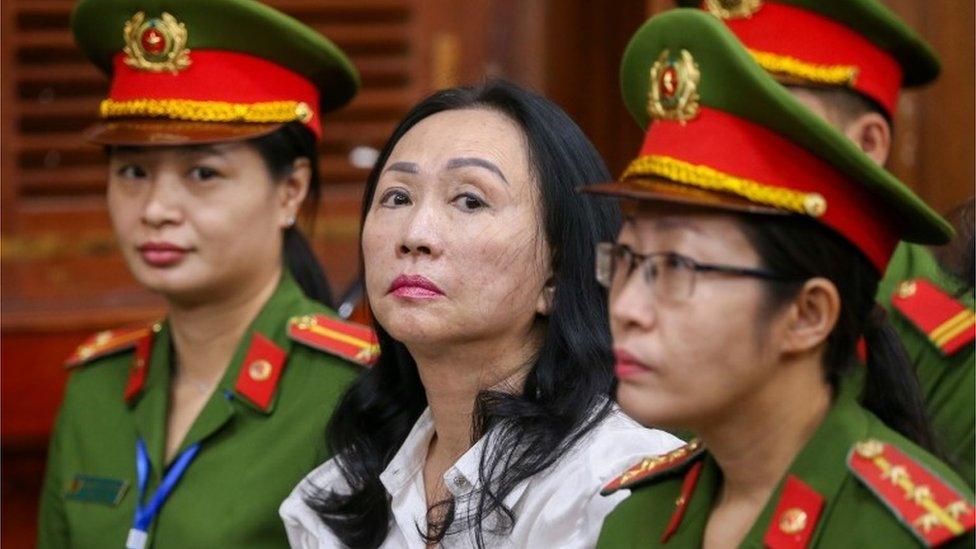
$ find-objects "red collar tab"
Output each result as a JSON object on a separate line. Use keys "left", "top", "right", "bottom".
{"left": 636, "top": 107, "right": 899, "bottom": 272}
{"left": 104, "top": 50, "right": 322, "bottom": 139}
{"left": 288, "top": 314, "right": 379, "bottom": 367}
{"left": 847, "top": 439, "right": 976, "bottom": 546}
{"left": 602, "top": 439, "right": 705, "bottom": 496}
{"left": 763, "top": 475, "right": 826, "bottom": 549}
{"left": 661, "top": 460, "right": 704, "bottom": 543}
{"left": 123, "top": 328, "right": 157, "bottom": 404}
{"left": 65, "top": 325, "right": 154, "bottom": 369}
{"left": 703, "top": 1, "right": 902, "bottom": 117}
{"left": 233, "top": 332, "right": 288, "bottom": 412}
{"left": 891, "top": 278, "right": 975, "bottom": 356}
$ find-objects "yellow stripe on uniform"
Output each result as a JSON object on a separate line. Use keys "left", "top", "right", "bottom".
{"left": 308, "top": 324, "right": 373, "bottom": 350}
{"left": 96, "top": 330, "right": 147, "bottom": 352}
{"left": 931, "top": 310, "right": 976, "bottom": 347}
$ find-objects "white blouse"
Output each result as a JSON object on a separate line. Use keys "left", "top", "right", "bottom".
{"left": 280, "top": 406, "right": 682, "bottom": 548}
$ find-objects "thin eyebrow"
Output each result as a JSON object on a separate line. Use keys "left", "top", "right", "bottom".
{"left": 384, "top": 161, "right": 420, "bottom": 175}
{"left": 651, "top": 217, "right": 702, "bottom": 234}
{"left": 109, "top": 144, "right": 227, "bottom": 160}
{"left": 176, "top": 144, "right": 226, "bottom": 157}
{"left": 445, "top": 157, "right": 508, "bottom": 185}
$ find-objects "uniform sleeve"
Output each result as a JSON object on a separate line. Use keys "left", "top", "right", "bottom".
{"left": 37, "top": 403, "right": 70, "bottom": 549}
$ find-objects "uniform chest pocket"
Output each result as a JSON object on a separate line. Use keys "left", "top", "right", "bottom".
{"left": 64, "top": 474, "right": 130, "bottom": 506}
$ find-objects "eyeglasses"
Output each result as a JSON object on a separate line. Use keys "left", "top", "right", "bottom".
{"left": 595, "top": 242, "right": 796, "bottom": 302}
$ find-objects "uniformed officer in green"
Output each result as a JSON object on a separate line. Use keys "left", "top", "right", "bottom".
{"left": 583, "top": 9, "right": 975, "bottom": 547}
{"left": 678, "top": 0, "right": 976, "bottom": 489}
{"left": 38, "top": 1, "right": 372, "bottom": 546}
{"left": 878, "top": 222, "right": 975, "bottom": 489}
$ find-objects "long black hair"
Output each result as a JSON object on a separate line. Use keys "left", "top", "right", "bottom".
{"left": 741, "top": 214, "right": 939, "bottom": 453}
{"left": 305, "top": 80, "right": 621, "bottom": 547}
{"left": 249, "top": 121, "right": 334, "bottom": 306}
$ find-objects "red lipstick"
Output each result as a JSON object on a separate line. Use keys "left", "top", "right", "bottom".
{"left": 614, "top": 348, "right": 652, "bottom": 380}
{"left": 137, "top": 241, "right": 190, "bottom": 267}
{"left": 388, "top": 274, "right": 444, "bottom": 299}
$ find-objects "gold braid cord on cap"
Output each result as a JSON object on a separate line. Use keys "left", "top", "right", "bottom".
{"left": 99, "top": 98, "right": 313, "bottom": 124}
{"left": 749, "top": 49, "right": 858, "bottom": 87}
{"left": 622, "top": 154, "right": 827, "bottom": 217}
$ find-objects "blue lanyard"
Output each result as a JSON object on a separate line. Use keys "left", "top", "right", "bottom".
{"left": 126, "top": 438, "right": 201, "bottom": 549}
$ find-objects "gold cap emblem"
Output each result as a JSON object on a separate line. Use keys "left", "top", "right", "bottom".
{"left": 705, "top": 0, "right": 763, "bottom": 19}
{"left": 123, "top": 11, "right": 191, "bottom": 73}
{"left": 648, "top": 49, "right": 701, "bottom": 124}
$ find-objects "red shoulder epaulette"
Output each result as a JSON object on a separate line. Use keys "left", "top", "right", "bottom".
{"left": 601, "top": 439, "right": 705, "bottom": 496}
{"left": 288, "top": 314, "right": 379, "bottom": 367}
{"left": 891, "top": 278, "right": 975, "bottom": 356}
{"left": 64, "top": 326, "right": 153, "bottom": 369}
{"left": 847, "top": 438, "right": 976, "bottom": 547}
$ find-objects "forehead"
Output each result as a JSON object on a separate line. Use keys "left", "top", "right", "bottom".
{"left": 618, "top": 200, "right": 755, "bottom": 250}
{"left": 386, "top": 108, "right": 529, "bottom": 170}
{"left": 108, "top": 142, "right": 248, "bottom": 159}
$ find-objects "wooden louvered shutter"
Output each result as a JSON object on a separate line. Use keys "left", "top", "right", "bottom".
{"left": 2, "top": 0, "right": 425, "bottom": 328}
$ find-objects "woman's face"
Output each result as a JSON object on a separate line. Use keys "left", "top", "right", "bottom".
{"left": 107, "top": 142, "right": 296, "bottom": 303}
{"left": 362, "top": 108, "right": 550, "bottom": 349}
{"left": 609, "top": 202, "right": 785, "bottom": 430}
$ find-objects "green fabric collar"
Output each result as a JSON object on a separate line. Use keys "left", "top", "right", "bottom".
{"left": 739, "top": 387, "right": 868, "bottom": 545}
{"left": 664, "top": 386, "right": 869, "bottom": 545}
{"left": 130, "top": 271, "right": 310, "bottom": 469}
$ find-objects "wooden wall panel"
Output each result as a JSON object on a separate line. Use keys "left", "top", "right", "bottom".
{"left": 883, "top": 0, "right": 975, "bottom": 214}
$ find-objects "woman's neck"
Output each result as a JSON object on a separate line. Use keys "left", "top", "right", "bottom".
{"left": 699, "top": 355, "right": 832, "bottom": 505}
{"left": 413, "top": 325, "right": 544, "bottom": 464}
{"left": 166, "top": 267, "right": 282, "bottom": 383}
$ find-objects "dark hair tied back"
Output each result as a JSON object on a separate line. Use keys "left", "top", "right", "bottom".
{"left": 860, "top": 304, "right": 941, "bottom": 454}
{"left": 249, "top": 121, "right": 333, "bottom": 306}
{"left": 741, "top": 214, "right": 940, "bottom": 455}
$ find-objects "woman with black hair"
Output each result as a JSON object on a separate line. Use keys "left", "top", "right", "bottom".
{"left": 279, "top": 81, "right": 681, "bottom": 547}
{"left": 39, "top": 1, "right": 372, "bottom": 547}
{"left": 590, "top": 10, "right": 974, "bottom": 547}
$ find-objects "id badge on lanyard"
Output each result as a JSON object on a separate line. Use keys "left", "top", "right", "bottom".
{"left": 126, "top": 438, "right": 201, "bottom": 549}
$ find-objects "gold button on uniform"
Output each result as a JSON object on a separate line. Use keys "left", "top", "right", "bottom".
{"left": 898, "top": 280, "right": 917, "bottom": 298}
{"left": 248, "top": 359, "right": 273, "bottom": 381}
{"left": 855, "top": 439, "right": 885, "bottom": 459}
{"left": 779, "top": 507, "right": 808, "bottom": 535}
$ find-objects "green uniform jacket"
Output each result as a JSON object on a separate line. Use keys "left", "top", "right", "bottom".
{"left": 877, "top": 242, "right": 975, "bottom": 489}
{"left": 38, "top": 273, "right": 362, "bottom": 548}
{"left": 597, "top": 390, "right": 975, "bottom": 548}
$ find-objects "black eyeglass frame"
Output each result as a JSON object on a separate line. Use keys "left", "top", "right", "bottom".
{"left": 596, "top": 242, "right": 799, "bottom": 292}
